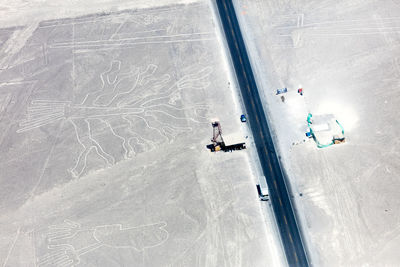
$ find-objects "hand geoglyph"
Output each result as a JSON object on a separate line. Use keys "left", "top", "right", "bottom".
{"left": 37, "top": 220, "right": 169, "bottom": 266}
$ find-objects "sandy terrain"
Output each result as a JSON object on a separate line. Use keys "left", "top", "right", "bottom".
{"left": 0, "top": 1, "right": 284, "bottom": 266}
{"left": 232, "top": 0, "right": 400, "bottom": 266}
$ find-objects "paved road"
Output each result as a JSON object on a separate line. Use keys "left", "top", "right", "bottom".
{"left": 215, "top": 1, "right": 309, "bottom": 266}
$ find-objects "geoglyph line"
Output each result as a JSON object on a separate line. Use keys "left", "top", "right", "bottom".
{"left": 80, "top": 60, "right": 139, "bottom": 106}
{"left": 38, "top": 220, "right": 169, "bottom": 266}
{"left": 109, "top": 18, "right": 127, "bottom": 40}
{"left": 0, "top": 93, "right": 12, "bottom": 115}
{"left": 137, "top": 66, "right": 212, "bottom": 107}
{"left": 71, "top": 38, "right": 215, "bottom": 54}
{"left": 28, "top": 120, "right": 65, "bottom": 198}
{"left": 54, "top": 37, "right": 215, "bottom": 51}
{"left": 110, "top": 28, "right": 166, "bottom": 39}
{"left": 69, "top": 118, "right": 115, "bottom": 178}
{"left": 37, "top": 3, "right": 196, "bottom": 29}
{"left": 124, "top": 114, "right": 168, "bottom": 143}
{"left": 17, "top": 101, "right": 68, "bottom": 133}
{"left": 17, "top": 117, "right": 65, "bottom": 133}
{"left": 2, "top": 227, "right": 21, "bottom": 267}
{"left": 52, "top": 31, "right": 214, "bottom": 46}
{"left": 101, "top": 118, "right": 130, "bottom": 159}
{"left": 17, "top": 62, "right": 212, "bottom": 177}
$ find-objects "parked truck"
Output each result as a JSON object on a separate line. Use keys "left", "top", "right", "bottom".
{"left": 256, "top": 176, "right": 269, "bottom": 201}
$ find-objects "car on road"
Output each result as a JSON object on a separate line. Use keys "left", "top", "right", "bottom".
{"left": 240, "top": 114, "right": 247, "bottom": 122}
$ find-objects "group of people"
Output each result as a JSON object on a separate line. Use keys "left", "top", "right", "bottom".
{"left": 278, "top": 87, "right": 304, "bottom": 103}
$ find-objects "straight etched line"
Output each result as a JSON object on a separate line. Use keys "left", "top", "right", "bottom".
{"left": 72, "top": 20, "right": 75, "bottom": 92}
{"left": 70, "top": 38, "right": 215, "bottom": 53}
{"left": 53, "top": 32, "right": 214, "bottom": 47}
{"left": 2, "top": 227, "right": 21, "bottom": 267}
{"left": 28, "top": 121, "right": 64, "bottom": 197}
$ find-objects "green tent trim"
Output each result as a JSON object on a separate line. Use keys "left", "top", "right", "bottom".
{"left": 307, "top": 113, "right": 344, "bottom": 148}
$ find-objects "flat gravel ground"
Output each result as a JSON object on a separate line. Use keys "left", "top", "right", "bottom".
{"left": 0, "top": 2, "right": 279, "bottom": 266}
{"left": 233, "top": 0, "right": 400, "bottom": 266}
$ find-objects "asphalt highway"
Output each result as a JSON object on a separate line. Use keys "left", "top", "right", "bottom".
{"left": 215, "top": 1, "right": 309, "bottom": 266}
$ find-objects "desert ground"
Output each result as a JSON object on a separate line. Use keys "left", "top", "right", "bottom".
{"left": 0, "top": 1, "right": 284, "bottom": 266}
{"left": 233, "top": 0, "right": 400, "bottom": 266}
{"left": 3, "top": 0, "right": 398, "bottom": 266}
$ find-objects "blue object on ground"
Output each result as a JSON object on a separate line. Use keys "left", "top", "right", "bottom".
{"left": 276, "top": 88, "right": 288, "bottom": 95}
{"left": 240, "top": 114, "right": 247, "bottom": 122}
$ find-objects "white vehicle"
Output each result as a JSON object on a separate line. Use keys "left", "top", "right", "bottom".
{"left": 257, "top": 176, "right": 269, "bottom": 201}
